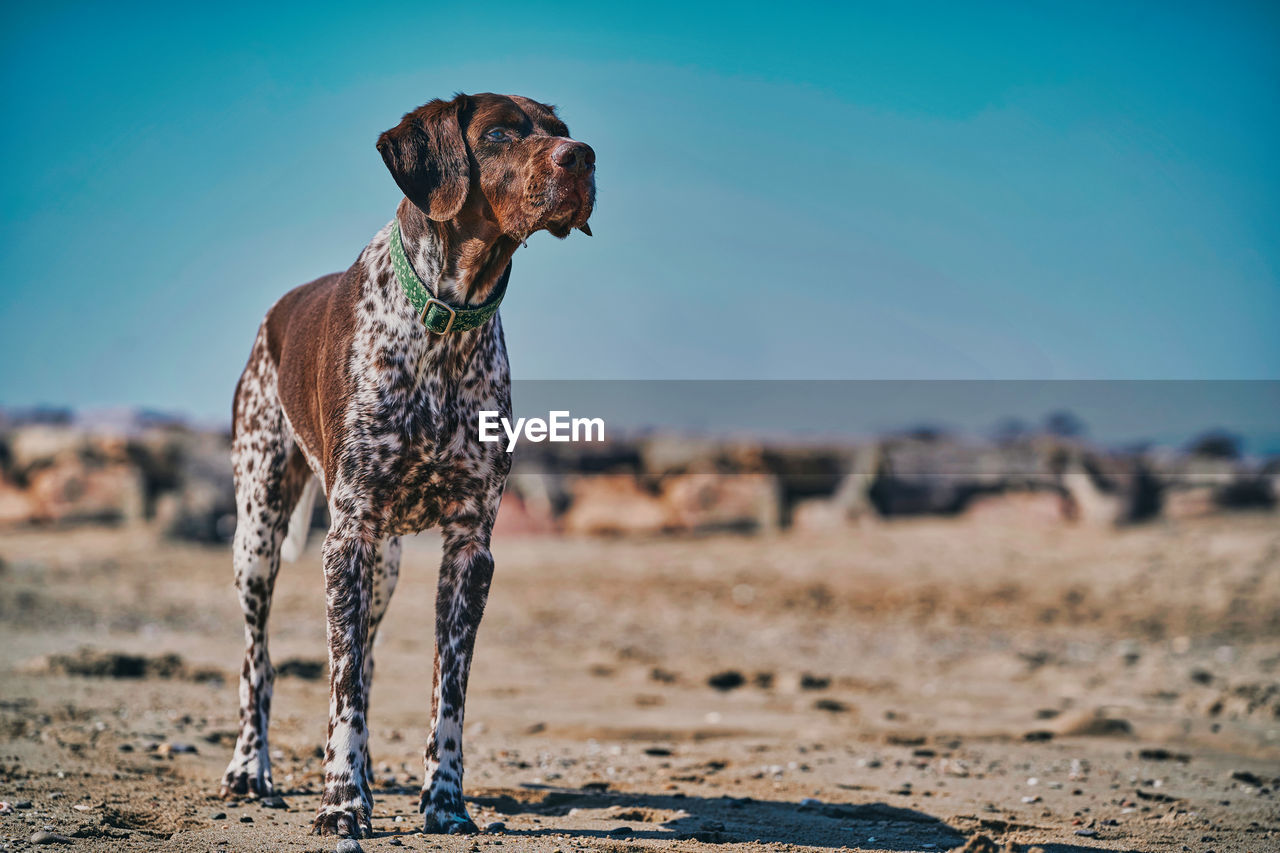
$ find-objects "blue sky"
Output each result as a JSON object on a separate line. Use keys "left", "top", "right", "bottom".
{"left": 1, "top": 1, "right": 1277, "bottom": 421}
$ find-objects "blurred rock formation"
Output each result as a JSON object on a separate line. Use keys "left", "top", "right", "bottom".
{"left": 0, "top": 409, "right": 1273, "bottom": 541}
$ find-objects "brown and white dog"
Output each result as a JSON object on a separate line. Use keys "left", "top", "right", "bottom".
{"left": 219, "top": 93, "right": 595, "bottom": 837}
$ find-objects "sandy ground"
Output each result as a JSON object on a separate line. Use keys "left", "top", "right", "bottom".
{"left": 1, "top": 514, "right": 1278, "bottom": 852}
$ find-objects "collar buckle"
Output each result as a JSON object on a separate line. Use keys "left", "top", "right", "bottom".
{"left": 420, "top": 297, "right": 457, "bottom": 334}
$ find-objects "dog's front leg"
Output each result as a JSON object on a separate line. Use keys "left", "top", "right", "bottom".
{"left": 311, "top": 516, "right": 378, "bottom": 838}
{"left": 419, "top": 521, "right": 495, "bottom": 834}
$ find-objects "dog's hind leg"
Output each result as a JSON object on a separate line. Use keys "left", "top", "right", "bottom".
{"left": 359, "top": 535, "right": 401, "bottom": 787}
{"left": 221, "top": 332, "right": 310, "bottom": 798}
{"left": 364, "top": 536, "right": 402, "bottom": 705}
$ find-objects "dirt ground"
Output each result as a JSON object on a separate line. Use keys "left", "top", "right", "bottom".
{"left": 1, "top": 514, "right": 1278, "bottom": 852}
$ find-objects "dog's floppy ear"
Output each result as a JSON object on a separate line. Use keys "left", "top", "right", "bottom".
{"left": 376, "top": 95, "right": 471, "bottom": 221}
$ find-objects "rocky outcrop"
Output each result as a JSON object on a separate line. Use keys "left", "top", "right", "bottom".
{"left": 1, "top": 412, "right": 1272, "bottom": 540}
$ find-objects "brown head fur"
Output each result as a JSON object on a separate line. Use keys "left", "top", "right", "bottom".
{"left": 376, "top": 93, "right": 595, "bottom": 241}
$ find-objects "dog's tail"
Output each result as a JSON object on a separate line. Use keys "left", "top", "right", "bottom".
{"left": 280, "top": 476, "right": 320, "bottom": 563}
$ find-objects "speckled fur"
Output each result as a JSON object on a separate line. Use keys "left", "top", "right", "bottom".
{"left": 219, "top": 93, "right": 594, "bottom": 838}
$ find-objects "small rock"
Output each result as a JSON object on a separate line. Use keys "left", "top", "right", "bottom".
{"left": 1057, "top": 713, "right": 1133, "bottom": 737}
{"left": 259, "top": 796, "right": 287, "bottom": 809}
{"left": 30, "top": 831, "right": 72, "bottom": 845}
{"left": 814, "top": 698, "right": 850, "bottom": 713}
{"left": 388, "top": 839, "right": 402, "bottom": 847}
{"left": 1232, "top": 770, "right": 1266, "bottom": 787}
{"left": 239, "top": 814, "right": 253, "bottom": 823}
{"left": 16, "top": 800, "right": 34, "bottom": 809}
{"left": 607, "top": 825, "right": 632, "bottom": 835}
{"left": 209, "top": 811, "right": 227, "bottom": 820}
{"left": 335, "top": 840, "right": 364, "bottom": 853}
{"left": 1074, "top": 828, "right": 1097, "bottom": 837}
{"left": 799, "top": 797, "right": 821, "bottom": 807}
{"left": 484, "top": 821, "right": 506, "bottom": 833}
{"left": 708, "top": 670, "right": 745, "bottom": 691}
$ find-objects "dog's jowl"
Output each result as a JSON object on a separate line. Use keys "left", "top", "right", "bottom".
{"left": 219, "top": 93, "right": 595, "bottom": 838}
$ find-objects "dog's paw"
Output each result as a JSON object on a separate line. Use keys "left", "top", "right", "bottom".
{"left": 420, "top": 773, "right": 476, "bottom": 834}
{"left": 219, "top": 764, "right": 273, "bottom": 799}
{"left": 310, "top": 803, "right": 372, "bottom": 838}
{"left": 422, "top": 808, "right": 479, "bottom": 835}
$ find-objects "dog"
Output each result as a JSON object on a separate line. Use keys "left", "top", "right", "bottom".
{"left": 218, "top": 93, "right": 595, "bottom": 837}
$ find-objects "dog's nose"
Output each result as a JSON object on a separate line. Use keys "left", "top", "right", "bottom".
{"left": 552, "top": 141, "right": 595, "bottom": 174}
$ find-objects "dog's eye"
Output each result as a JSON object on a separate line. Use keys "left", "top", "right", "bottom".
{"left": 484, "top": 128, "right": 510, "bottom": 143}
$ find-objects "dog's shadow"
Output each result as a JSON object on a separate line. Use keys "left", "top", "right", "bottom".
{"left": 458, "top": 784, "right": 1125, "bottom": 851}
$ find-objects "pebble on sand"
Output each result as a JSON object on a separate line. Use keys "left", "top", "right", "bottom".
{"left": 813, "top": 698, "right": 850, "bottom": 712}
{"left": 1231, "top": 770, "right": 1266, "bottom": 787}
{"left": 1056, "top": 712, "right": 1133, "bottom": 737}
{"left": 708, "top": 670, "right": 745, "bottom": 691}
{"left": 30, "top": 831, "right": 73, "bottom": 845}
{"left": 335, "top": 839, "right": 364, "bottom": 853}
{"left": 484, "top": 821, "right": 507, "bottom": 832}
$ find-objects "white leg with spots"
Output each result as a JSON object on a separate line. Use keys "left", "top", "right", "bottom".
{"left": 221, "top": 331, "right": 309, "bottom": 799}
{"left": 365, "top": 535, "right": 402, "bottom": 692}
{"left": 311, "top": 512, "right": 380, "bottom": 838}
{"left": 360, "top": 536, "right": 401, "bottom": 787}
{"left": 419, "top": 524, "right": 494, "bottom": 834}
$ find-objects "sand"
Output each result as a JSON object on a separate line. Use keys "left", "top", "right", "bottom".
{"left": 1, "top": 514, "right": 1278, "bottom": 851}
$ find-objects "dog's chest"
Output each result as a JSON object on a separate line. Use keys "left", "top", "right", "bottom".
{"left": 348, "top": 319, "right": 512, "bottom": 535}
{"left": 382, "top": 391, "right": 509, "bottom": 534}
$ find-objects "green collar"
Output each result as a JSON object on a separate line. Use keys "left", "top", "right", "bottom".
{"left": 390, "top": 219, "right": 509, "bottom": 334}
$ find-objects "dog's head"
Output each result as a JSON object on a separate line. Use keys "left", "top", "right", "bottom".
{"left": 377, "top": 93, "right": 595, "bottom": 240}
